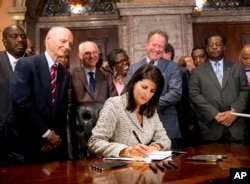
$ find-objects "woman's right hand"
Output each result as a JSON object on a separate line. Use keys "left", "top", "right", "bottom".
{"left": 120, "top": 144, "right": 150, "bottom": 158}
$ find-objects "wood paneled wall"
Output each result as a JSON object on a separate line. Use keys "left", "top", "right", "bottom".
{"left": 193, "top": 23, "right": 250, "bottom": 62}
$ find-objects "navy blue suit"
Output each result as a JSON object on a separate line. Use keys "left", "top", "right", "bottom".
{"left": 125, "top": 58, "right": 182, "bottom": 148}
{"left": 4, "top": 53, "right": 70, "bottom": 163}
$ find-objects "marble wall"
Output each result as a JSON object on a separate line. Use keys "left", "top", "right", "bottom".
{"left": 117, "top": 2, "right": 195, "bottom": 63}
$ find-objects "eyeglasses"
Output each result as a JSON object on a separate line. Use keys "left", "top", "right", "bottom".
{"left": 114, "top": 59, "right": 129, "bottom": 65}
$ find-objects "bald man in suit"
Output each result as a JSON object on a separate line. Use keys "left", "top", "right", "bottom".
{"left": 69, "top": 41, "right": 117, "bottom": 158}
{"left": 4, "top": 26, "right": 73, "bottom": 164}
{"left": 70, "top": 41, "right": 117, "bottom": 105}
{"left": 239, "top": 44, "right": 250, "bottom": 145}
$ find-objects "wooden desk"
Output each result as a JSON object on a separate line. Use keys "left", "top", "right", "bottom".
{"left": 0, "top": 144, "right": 250, "bottom": 184}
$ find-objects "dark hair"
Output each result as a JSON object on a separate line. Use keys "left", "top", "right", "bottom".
{"left": 124, "top": 64, "right": 164, "bottom": 118}
{"left": 107, "top": 48, "right": 129, "bottom": 68}
{"left": 191, "top": 46, "right": 208, "bottom": 57}
{"left": 164, "top": 43, "right": 175, "bottom": 60}
{"left": 147, "top": 30, "right": 168, "bottom": 44}
{"left": 205, "top": 33, "right": 226, "bottom": 46}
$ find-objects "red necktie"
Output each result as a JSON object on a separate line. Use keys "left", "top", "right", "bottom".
{"left": 50, "top": 64, "right": 57, "bottom": 107}
{"left": 245, "top": 71, "right": 250, "bottom": 85}
{"left": 149, "top": 60, "right": 155, "bottom": 65}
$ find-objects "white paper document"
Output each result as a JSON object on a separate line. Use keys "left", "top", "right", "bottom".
{"left": 104, "top": 151, "right": 173, "bottom": 162}
{"left": 231, "top": 112, "right": 250, "bottom": 118}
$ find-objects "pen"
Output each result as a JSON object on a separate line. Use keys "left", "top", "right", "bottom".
{"left": 132, "top": 130, "right": 142, "bottom": 144}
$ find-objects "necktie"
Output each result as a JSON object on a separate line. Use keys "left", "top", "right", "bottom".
{"left": 245, "top": 71, "right": 250, "bottom": 85}
{"left": 13, "top": 60, "right": 17, "bottom": 71}
{"left": 149, "top": 60, "right": 155, "bottom": 65}
{"left": 88, "top": 72, "right": 95, "bottom": 97}
{"left": 215, "top": 62, "right": 222, "bottom": 87}
{"left": 50, "top": 64, "right": 57, "bottom": 107}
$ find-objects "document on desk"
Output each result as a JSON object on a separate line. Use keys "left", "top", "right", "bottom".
{"left": 104, "top": 151, "right": 173, "bottom": 162}
{"left": 231, "top": 112, "right": 250, "bottom": 118}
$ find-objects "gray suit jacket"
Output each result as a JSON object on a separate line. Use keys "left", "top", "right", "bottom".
{"left": 189, "top": 61, "right": 249, "bottom": 141}
{"left": 125, "top": 58, "right": 182, "bottom": 139}
{"left": 0, "top": 51, "right": 13, "bottom": 128}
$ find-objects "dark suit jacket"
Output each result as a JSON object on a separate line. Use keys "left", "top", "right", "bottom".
{"left": 4, "top": 53, "right": 70, "bottom": 162}
{"left": 189, "top": 61, "right": 249, "bottom": 141}
{"left": 0, "top": 51, "right": 13, "bottom": 128}
{"left": 70, "top": 66, "right": 117, "bottom": 105}
{"left": 0, "top": 51, "right": 13, "bottom": 165}
{"left": 125, "top": 58, "right": 182, "bottom": 139}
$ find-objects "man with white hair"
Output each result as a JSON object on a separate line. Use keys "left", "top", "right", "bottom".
{"left": 4, "top": 26, "right": 73, "bottom": 164}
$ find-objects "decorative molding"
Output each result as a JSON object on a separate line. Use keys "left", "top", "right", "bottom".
{"left": 117, "top": 2, "right": 195, "bottom": 16}
{"left": 6, "top": 6, "right": 27, "bottom": 28}
{"left": 116, "top": 2, "right": 195, "bottom": 63}
{"left": 192, "top": 9, "right": 250, "bottom": 23}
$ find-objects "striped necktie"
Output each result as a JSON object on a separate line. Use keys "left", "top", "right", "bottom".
{"left": 50, "top": 64, "right": 57, "bottom": 107}
{"left": 245, "top": 71, "right": 250, "bottom": 85}
{"left": 215, "top": 62, "right": 222, "bottom": 87}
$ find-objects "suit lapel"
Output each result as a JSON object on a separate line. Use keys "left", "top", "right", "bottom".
{"left": 1, "top": 52, "right": 13, "bottom": 79}
{"left": 35, "top": 54, "right": 51, "bottom": 104}
{"left": 55, "top": 64, "right": 69, "bottom": 106}
{"left": 121, "top": 95, "right": 143, "bottom": 130}
{"left": 204, "top": 62, "right": 222, "bottom": 90}
{"left": 94, "top": 69, "right": 103, "bottom": 100}
{"left": 157, "top": 59, "right": 169, "bottom": 73}
{"left": 77, "top": 67, "right": 92, "bottom": 99}
{"left": 221, "top": 61, "right": 231, "bottom": 89}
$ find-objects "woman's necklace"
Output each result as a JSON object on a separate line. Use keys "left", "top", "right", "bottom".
{"left": 116, "top": 75, "right": 125, "bottom": 85}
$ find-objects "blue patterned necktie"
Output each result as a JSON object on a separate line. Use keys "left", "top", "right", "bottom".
{"left": 50, "top": 64, "right": 57, "bottom": 107}
{"left": 215, "top": 62, "right": 222, "bottom": 87}
{"left": 88, "top": 72, "right": 95, "bottom": 97}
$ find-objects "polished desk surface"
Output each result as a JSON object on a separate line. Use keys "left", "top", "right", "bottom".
{"left": 0, "top": 144, "right": 250, "bottom": 184}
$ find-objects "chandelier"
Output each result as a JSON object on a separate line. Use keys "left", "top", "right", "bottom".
{"left": 194, "top": 0, "right": 250, "bottom": 12}
{"left": 43, "top": 0, "right": 116, "bottom": 16}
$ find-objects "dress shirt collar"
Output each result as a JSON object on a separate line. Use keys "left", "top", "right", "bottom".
{"left": 6, "top": 51, "right": 20, "bottom": 71}
{"left": 245, "top": 70, "right": 250, "bottom": 78}
{"left": 45, "top": 51, "right": 58, "bottom": 70}
{"left": 209, "top": 59, "right": 223, "bottom": 66}
{"left": 81, "top": 65, "right": 96, "bottom": 74}
{"left": 146, "top": 57, "right": 159, "bottom": 65}
{"left": 209, "top": 59, "right": 224, "bottom": 69}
